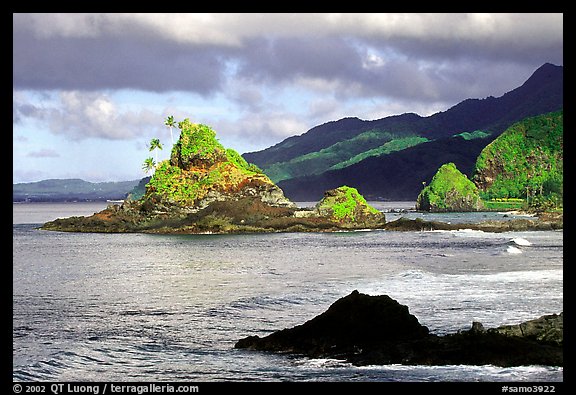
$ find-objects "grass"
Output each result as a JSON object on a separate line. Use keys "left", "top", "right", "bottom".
{"left": 482, "top": 198, "right": 525, "bottom": 211}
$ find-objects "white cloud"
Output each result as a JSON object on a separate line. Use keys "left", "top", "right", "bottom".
{"left": 15, "top": 90, "right": 167, "bottom": 141}
{"left": 214, "top": 112, "right": 310, "bottom": 154}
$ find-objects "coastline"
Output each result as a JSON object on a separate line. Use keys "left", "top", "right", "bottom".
{"left": 39, "top": 208, "right": 562, "bottom": 234}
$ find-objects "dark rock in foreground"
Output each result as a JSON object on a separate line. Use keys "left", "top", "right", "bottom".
{"left": 235, "top": 291, "right": 562, "bottom": 367}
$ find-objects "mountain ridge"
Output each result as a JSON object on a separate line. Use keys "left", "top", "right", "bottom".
{"left": 246, "top": 62, "right": 562, "bottom": 166}
{"left": 246, "top": 62, "right": 562, "bottom": 201}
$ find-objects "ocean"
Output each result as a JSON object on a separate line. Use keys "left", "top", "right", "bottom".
{"left": 12, "top": 202, "right": 563, "bottom": 382}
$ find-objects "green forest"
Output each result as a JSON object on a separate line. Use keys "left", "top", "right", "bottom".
{"left": 473, "top": 110, "right": 563, "bottom": 211}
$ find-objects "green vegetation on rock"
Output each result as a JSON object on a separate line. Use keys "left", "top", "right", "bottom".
{"left": 170, "top": 120, "right": 227, "bottom": 168}
{"left": 416, "top": 163, "right": 483, "bottom": 212}
{"left": 315, "top": 185, "right": 384, "bottom": 225}
{"left": 146, "top": 120, "right": 268, "bottom": 205}
{"left": 473, "top": 110, "right": 563, "bottom": 211}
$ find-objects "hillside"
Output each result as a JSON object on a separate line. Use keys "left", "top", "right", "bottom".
{"left": 244, "top": 63, "right": 563, "bottom": 200}
{"left": 473, "top": 110, "right": 563, "bottom": 209}
{"left": 277, "top": 134, "right": 494, "bottom": 201}
{"left": 13, "top": 178, "right": 140, "bottom": 202}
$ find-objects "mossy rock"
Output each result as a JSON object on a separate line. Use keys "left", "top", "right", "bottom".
{"left": 144, "top": 120, "right": 286, "bottom": 207}
{"left": 315, "top": 186, "right": 385, "bottom": 227}
{"left": 416, "top": 163, "right": 484, "bottom": 212}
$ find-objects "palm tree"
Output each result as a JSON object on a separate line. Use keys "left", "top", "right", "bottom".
{"left": 164, "top": 115, "right": 176, "bottom": 146}
{"left": 149, "top": 138, "right": 163, "bottom": 164}
{"left": 142, "top": 157, "right": 156, "bottom": 174}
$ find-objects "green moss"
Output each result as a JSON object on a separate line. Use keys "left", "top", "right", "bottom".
{"left": 225, "top": 148, "right": 263, "bottom": 175}
{"left": 145, "top": 121, "right": 270, "bottom": 205}
{"left": 171, "top": 120, "right": 226, "bottom": 168}
{"left": 146, "top": 161, "right": 197, "bottom": 203}
{"left": 316, "top": 185, "right": 380, "bottom": 222}
{"left": 417, "top": 163, "right": 483, "bottom": 212}
{"left": 332, "top": 187, "right": 359, "bottom": 220}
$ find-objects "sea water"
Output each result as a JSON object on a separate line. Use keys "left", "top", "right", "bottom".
{"left": 12, "top": 202, "right": 563, "bottom": 382}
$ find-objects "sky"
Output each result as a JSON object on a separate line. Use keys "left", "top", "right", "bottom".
{"left": 13, "top": 13, "right": 563, "bottom": 184}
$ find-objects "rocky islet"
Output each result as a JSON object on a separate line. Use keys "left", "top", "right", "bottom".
{"left": 41, "top": 121, "right": 386, "bottom": 234}
{"left": 235, "top": 290, "right": 563, "bottom": 367}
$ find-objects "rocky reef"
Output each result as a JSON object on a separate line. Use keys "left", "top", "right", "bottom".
{"left": 41, "top": 121, "right": 385, "bottom": 234}
{"left": 235, "top": 290, "right": 562, "bottom": 367}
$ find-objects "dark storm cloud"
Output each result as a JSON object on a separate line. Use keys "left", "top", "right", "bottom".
{"left": 234, "top": 36, "right": 530, "bottom": 105}
{"left": 13, "top": 13, "right": 563, "bottom": 104}
{"left": 237, "top": 36, "right": 363, "bottom": 83}
{"left": 13, "top": 21, "right": 228, "bottom": 93}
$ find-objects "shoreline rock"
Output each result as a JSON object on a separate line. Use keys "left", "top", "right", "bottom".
{"left": 235, "top": 291, "right": 562, "bottom": 367}
{"left": 40, "top": 209, "right": 562, "bottom": 234}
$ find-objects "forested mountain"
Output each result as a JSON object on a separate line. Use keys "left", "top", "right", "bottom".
{"left": 243, "top": 63, "right": 563, "bottom": 201}
{"left": 277, "top": 135, "right": 495, "bottom": 201}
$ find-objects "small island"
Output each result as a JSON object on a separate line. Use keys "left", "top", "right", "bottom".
{"left": 41, "top": 120, "right": 386, "bottom": 234}
{"left": 416, "top": 162, "right": 484, "bottom": 212}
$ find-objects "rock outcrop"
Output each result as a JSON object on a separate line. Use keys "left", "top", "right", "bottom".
{"left": 490, "top": 313, "right": 563, "bottom": 345}
{"left": 472, "top": 110, "right": 563, "bottom": 209}
{"left": 235, "top": 291, "right": 562, "bottom": 367}
{"left": 416, "top": 162, "right": 484, "bottom": 212}
{"left": 313, "top": 186, "right": 385, "bottom": 228}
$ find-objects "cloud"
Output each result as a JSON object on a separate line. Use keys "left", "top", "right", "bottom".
{"left": 27, "top": 149, "right": 60, "bottom": 158}
{"left": 13, "top": 34, "right": 228, "bottom": 93}
{"left": 13, "top": 13, "right": 563, "bottom": 103}
{"left": 214, "top": 112, "right": 310, "bottom": 153}
{"left": 16, "top": 91, "right": 169, "bottom": 141}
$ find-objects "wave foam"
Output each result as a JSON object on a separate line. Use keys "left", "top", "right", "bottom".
{"left": 511, "top": 237, "right": 532, "bottom": 246}
{"left": 506, "top": 246, "right": 523, "bottom": 254}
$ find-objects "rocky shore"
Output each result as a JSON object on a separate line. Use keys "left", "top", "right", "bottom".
{"left": 235, "top": 291, "right": 563, "bottom": 367}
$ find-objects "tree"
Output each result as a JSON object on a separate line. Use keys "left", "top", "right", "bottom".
{"left": 142, "top": 157, "right": 156, "bottom": 174}
{"left": 149, "top": 138, "right": 163, "bottom": 164}
{"left": 165, "top": 115, "right": 176, "bottom": 146}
